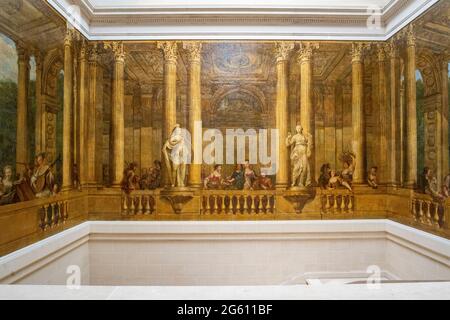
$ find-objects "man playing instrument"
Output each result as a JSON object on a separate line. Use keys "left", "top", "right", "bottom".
{"left": 31, "top": 153, "right": 55, "bottom": 198}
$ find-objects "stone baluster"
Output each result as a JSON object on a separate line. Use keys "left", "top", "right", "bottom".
{"left": 234, "top": 196, "right": 239, "bottom": 214}
{"left": 64, "top": 201, "right": 69, "bottom": 221}
{"left": 341, "top": 196, "right": 346, "bottom": 210}
{"left": 270, "top": 195, "right": 275, "bottom": 214}
{"left": 144, "top": 196, "right": 151, "bottom": 215}
{"left": 324, "top": 194, "right": 331, "bottom": 212}
{"left": 425, "top": 201, "right": 432, "bottom": 226}
{"left": 213, "top": 195, "right": 219, "bottom": 214}
{"left": 433, "top": 204, "right": 440, "bottom": 228}
{"left": 136, "top": 196, "right": 143, "bottom": 215}
{"left": 41, "top": 205, "right": 49, "bottom": 230}
{"left": 129, "top": 197, "right": 136, "bottom": 215}
{"left": 418, "top": 200, "right": 424, "bottom": 223}
{"left": 205, "top": 196, "right": 211, "bottom": 215}
{"left": 243, "top": 196, "right": 249, "bottom": 214}
{"left": 348, "top": 196, "right": 354, "bottom": 213}
{"left": 221, "top": 196, "right": 227, "bottom": 214}
{"left": 411, "top": 199, "right": 417, "bottom": 221}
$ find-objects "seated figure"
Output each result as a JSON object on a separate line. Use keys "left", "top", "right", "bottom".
{"left": 148, "top": 161, "right": 162, "bottom": 190}
{"left": 0, "top": 165, "right": 18, "bottom": 205}
{"left": 121, "top": 162, "right": 140, "bottom": 194}
{"left": 204, "top": 165, "right": 223, "bottom": 189}
{"left": 367, "top": 167, "right": 378, "bottom": 189}
{"left": 31, "top": 153, "right": 55, "bottom": 199}
{"left": 253, "top": 173, "right": 274, "bottom": 190}
{"left": 419, "top": 167, "right": 444, "bottom": 201}
{"left": 225, "top": 164, "right": 245, "bottom": 190}
{"left": 318, "top": 163, "right": 331, "bottom": 189}
{"left": 328, "top": 170, "right": 352, "bottom": 192}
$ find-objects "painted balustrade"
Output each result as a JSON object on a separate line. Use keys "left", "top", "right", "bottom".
{"left": 40, "top": 200, "right": 69, "bottom": 230}
{"left": 320, "top": 189, "right": 354, "bottom": 214}
{"left": 122, "top": 191, "right": 156, "bottom": 215}
{"left": 200, "top": 190, "right": 276, "bottom": 215}
{"left": 411, "top": 193, "right": 445, "bottom": 229}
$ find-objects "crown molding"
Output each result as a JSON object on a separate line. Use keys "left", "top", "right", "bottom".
{"left": 46, "top": 0, "right": 439, "bottom": 41}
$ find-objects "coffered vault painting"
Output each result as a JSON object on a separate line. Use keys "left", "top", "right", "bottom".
{"left": 0, "top": 0, "right": 450, "bottom": 256}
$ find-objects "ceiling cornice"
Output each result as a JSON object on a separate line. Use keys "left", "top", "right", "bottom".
{"left": 46, "top": 0, "right": 440, "bottom": 41}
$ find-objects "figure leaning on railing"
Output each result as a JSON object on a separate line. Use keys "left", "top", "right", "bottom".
{"left": 418, "top": 167, "right": 446, "bottom": 202}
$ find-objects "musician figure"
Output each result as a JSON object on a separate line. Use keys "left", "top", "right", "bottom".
{"left": 31, "top": 153, "right": 55, "bottom": 198}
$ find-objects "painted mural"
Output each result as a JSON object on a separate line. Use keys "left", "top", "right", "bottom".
{"left": 0, "top": 0, "right": 449, "bottom": 213}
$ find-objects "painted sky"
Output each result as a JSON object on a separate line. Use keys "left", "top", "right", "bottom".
{"left": 0, "top": 33, "right": 36, "bottom": 82}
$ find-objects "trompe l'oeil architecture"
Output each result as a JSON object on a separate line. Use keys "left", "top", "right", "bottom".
{"left": 0, "top": 0, "right": 449, "bottom": 256}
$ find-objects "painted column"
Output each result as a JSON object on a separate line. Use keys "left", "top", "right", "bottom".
{"left": 62, "top": 29, "right": 74, "bottom": 190}
{"left": 141, "top": 93, "right": 153, "bottom": 170}
{"left": 157, "top": 42, "right": 178, "bottom": 187}
{"left": 35, "top": 52, "right": 43, "bottom": 155}
{"left": 298, "top": 42, "right": 319, "bottom": 184}
{"left": 388, "top": 41, "right": 401, "bottom": 186}
{"left": 438, "top": 57, "right": 449, "bottom": 184}
{"left": 274, "top": 42, "right": 294, "bottom": 189}
{"left": 351, "top": 43, "right": 366, "bottom": 184}
{"left": 378, "top": 44, "right": 388, "bottom": 185}
{"left": 405, "top": 26, "right": 418, "bottom": 188}
{"left": 184, "top": 42, "right": 203, "bottom": 188}
{"left": 15, "top": 45, "right": 30, "bottom": 174}
{"left": 78, "top": 40, "right": 88, "bottom": 186}
{"left": 106, "top": 42, "right": 125, "bottom": 187}
{"left": 87, "top": 44, "right": 98, "bottom": 186}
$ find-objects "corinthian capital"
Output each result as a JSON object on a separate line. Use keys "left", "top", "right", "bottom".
{"left": 405, "top": 24, "right": 416, "bottom": 47}
{"left": 297, "top": 42, "right": 319, "bottom": 63}
{"left": 351, "top": 43, "right": 370, "bottom": 63}
{"left": 104, "top": 41, "right": 125, "bottom": 63}
{"left": 183, "top": 41, "right": 202, "bottom": 63}
{"left": 376, "top": 43, "right": 387, "bottom": 62}
{"left": 274, "top": 42, "right": 294, "bottom": 63}
{"left": 16, "top": 43, "right": 29, "bottom": 63}
{"left": 157, "top": 41, "right": 178, "bottom": 64}
{"left": 88, "top": 43, "right": 99, "bottom": 63}
{"left": 64, "top": 28, "right": 74, "bottom": 47}
{"left": 387, "top": 40, "right": 399, "bottom": 59}
{"left": 79, "top": 40, "right": 88, "bottom": 61}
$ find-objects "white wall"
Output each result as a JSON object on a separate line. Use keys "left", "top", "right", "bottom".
{"left": 1, "top": 221, "right": 449, "bottom": 286}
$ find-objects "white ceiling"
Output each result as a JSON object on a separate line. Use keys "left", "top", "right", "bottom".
{"left": 47, "top": 0, "right": 440, "bottom": 40}
{"left": 85, "top": 0, "right": 393, "bottom": 10}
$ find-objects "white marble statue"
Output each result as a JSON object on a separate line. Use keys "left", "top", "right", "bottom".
{"left": 286, "top": 125, "right": 312, "bottom": 188}
{"left": 162, "top": 124, "right": 189, "bottom": 188}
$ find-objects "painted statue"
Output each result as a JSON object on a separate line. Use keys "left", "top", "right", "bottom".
{"left": 162, "top": 124, "right": 188, "bottom": 188}
{"left": 286, "top": 125, "right": 312, "bottom": 188}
